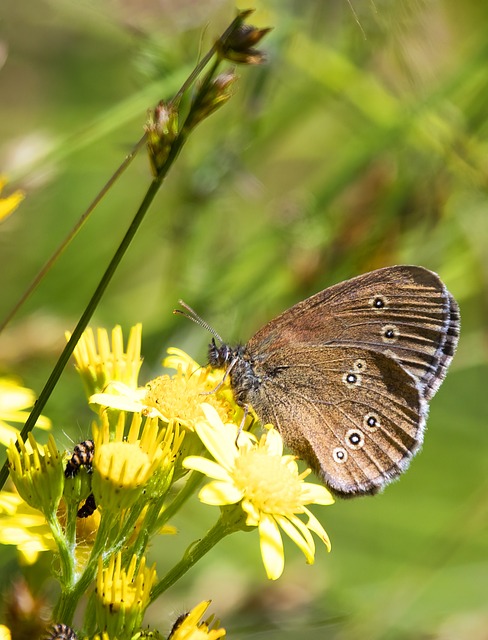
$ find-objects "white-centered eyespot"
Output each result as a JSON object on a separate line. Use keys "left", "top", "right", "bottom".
{"left": 342, "top": 372, "right": 361, "bottom": 386}
{"left": 381, "top": 324, "right": 399, "bottom": 343}
{"left": 345, "top": 429, "right": 365, "bottom": 450}
{"left": 363, "top": 413, "right": 380, "bottom": 432}
{"left": 332, "top": 447, "right": 348, "bottom": 464}
{"left": 370, "top": 294, "right": 389, "bottom": 310}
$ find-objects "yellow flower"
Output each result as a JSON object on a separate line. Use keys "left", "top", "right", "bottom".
{"left": 90, "top": 346, "right": 235, "bottom": 430}
{"left": 183, "top": 404, "right": 334, "bottom": 580}
{"left": 92, "top": 412, "right": 178, "bottom": 513}
{"left": 7, "top": 434, "right": 64, "bottom": 517}
{"left": 168, "top": 600, "right": 225, "bottom": 640}
{"left": 95, "top": 553, "right": 156, "bottom": 637}
{"left": 68, "top": 324, "right": 143, "bottom": 401}
{"left": 143, "top": 348, "right": 235, "bottom": 429}
{"left": 0, "top": 377, "right": 51, "bottom": 446}
{"left": 0, "top": 176, "right": 24, "bottom": 223}
{"left": 0, "top": 489, "right": 56, "bottom": 564}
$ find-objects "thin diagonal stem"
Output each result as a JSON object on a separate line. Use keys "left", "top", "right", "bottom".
{"left": 0, "top": 135, "right": 146, "bottom": 335}
{"left": 0, "top": 8, "right": 256, "bottom": 492}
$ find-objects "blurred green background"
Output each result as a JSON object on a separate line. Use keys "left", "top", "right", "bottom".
{"left": 1, "top": 0, "right": 487, "bottom": 638}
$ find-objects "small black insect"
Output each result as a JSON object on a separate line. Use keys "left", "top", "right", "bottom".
{"left": 77, "top": 493, "right": 97, "bottom": 518}
{"left": 44, "top": 623, "right": 77, "bottom": 640}
{"left": 64, "top": 440, "right": 95, "bottom": 478}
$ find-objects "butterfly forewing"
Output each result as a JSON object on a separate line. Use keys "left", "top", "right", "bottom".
{"left": 248, "top": 266, "right": 459, "bottom": 401}
{"left": 205, "top": 264, "right": 459, "bottom": 497}
{"left": 242, "top": 344, "right": 426, "bottom": 495}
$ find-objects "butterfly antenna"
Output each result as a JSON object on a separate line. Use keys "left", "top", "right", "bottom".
{"left": 174, "top": 300, "right": 224, "bottom": 344}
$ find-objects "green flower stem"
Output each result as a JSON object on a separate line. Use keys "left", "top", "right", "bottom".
{"left": 82, "top": 591, "right": 98, "bottom": 638}
{"left": 0, "top": 174, "right": 156, "bottom": 492}
{"left": 128, "top": 501, "right": 160, "bottom": 563}
{"left": 129, "top": 471, "right": 175, "bottom": 560}
{"left": 46, "top": 512, "right": 74, "bottom": 588}
{"left": 111, "top": 501, "right": 147, "bottom": 555}
{"left": 53, "top": 507, "right": 113, "bottom": 623}
{"left": 0, "top": 135, "right": 145, "bottom": 336}
{"left": 64, "top": 497, "right": 80, "bottom": 552}
{"left": 156, "top": 470, "right": 203, "bottom": 530}
{"left": 0, "top": 9, "right": 252, "bottom": 492}
{"left": 150, "top": 506, "right": 248, "bottom": 602}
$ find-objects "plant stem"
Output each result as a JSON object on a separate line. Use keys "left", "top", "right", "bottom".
{"left": 0, "top": 135, "right": 146, "bottom": 336}
{"left": 53, "top": 506, "right": 114, "bottom": 623}
{"left": 0, "top": 10, "right": 251, "bottom": 491}
{"left": 150, "top": 513, "right": 234, "bottom": 602}
{"left": 0, "top": 175, "right": 161, "bottom": 494}
{"left": 47, "top": 512, "right": 74, "bottom": 589}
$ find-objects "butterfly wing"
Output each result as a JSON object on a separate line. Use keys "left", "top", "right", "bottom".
{"left": 247, "top": 266, "right": 459, "bottom": 401}
{"left": 244, "top": 345, "right": 427, "bottom": 496}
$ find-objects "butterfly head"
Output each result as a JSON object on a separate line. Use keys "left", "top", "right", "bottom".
{"left": 208, "top": 338, "right": 243, "bottom": 369}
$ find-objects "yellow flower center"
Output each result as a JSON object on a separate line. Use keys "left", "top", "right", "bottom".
{"left": 234, "top": 448, "right": 302, "bottom": 515}
{"left": 96, "top": 443, "right": 152, "bottom": 486}
{"left": 145, "top": 370, "right": 232, "bottom": 428}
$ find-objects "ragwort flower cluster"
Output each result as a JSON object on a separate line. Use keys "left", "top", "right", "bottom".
{"left": 2, "top": 321, "right": 334, "bottom": 638}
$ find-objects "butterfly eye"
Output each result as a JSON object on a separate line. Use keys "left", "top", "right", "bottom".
{"left": 346, "top": 429, "right": 365, "bottom": 450}
{"left": 332, "top": 447, "right": 348, "bottom": 463}
{"left": 382, "top": 324, "right": 399, "bottom": 343}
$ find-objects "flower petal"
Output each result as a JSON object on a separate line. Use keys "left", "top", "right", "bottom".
{"left": 276, "top": 514, "right": 315, "bottom": 564}
{"left": 261, "top": 427, "right": 283, "bottom": 456}
{"left": 183, "top": 456, "right": 233, "bottom": 481}
{"left": 303, "top": 507, "right": 332, "bottom": 551}
{"left": 199, "top": 481, "right": 243, "bottom": 505}
{"left": 195, "top": 405, "right": 239, "bottom": 469}
{"left": 89, "top": 393, "right": 145, "bottom": 413}
{"left": 0, "top": 184, "right": 24, "bottom": 222}
{"left": 163, "top": 347, "right": 201, "bottom": 373}
{"left": 241, "top": 498, "right": 260, "bottom": 526}
{"left": 258, "top": 514, "right": 284, "bottom": 580}
{"left": 299, "top": 482, "right": 335, "bottom": 506}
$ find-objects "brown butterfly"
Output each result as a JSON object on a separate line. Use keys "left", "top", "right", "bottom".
{"left": 182, "top": 266, "right": 460, "bottom": 497}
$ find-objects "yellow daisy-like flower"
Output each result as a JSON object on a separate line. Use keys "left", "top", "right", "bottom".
{"left": 143, "top": 348, "right": 234, "bottom": 429}
{"left": 0, "top": 489, "right": 56, "bottom": 564}
{"left": 0, "top": 176, "right": 24, "bottom": 223}
{"left": 168, "top": 600, "right": 225, "bottom": 640}
{"left": 0, "top": 377, "right": 51, "bottom": 446}
{"left": 90, "top": 346, "right": 235, "bottom": 430}
{"left": 183, "top": 404, "right": 334, "bottom": 580}
{"left": 92, "top": 412, "right": 179, "bottom": 513}
{"left": 7, "top": 433, "right": 64, "bottom": 518}
{"left": 95, "top": 553, "right": 156, "bottom": 637}
{"left": 68, "top": 324, "right": 143, "bottom": 402}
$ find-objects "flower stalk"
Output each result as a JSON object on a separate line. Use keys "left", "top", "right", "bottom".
{"left": 0, "top": 8, "right": 270, "bottom": 492}
{"left": 150, "top": 505, "right": 250, "bottom": 603}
